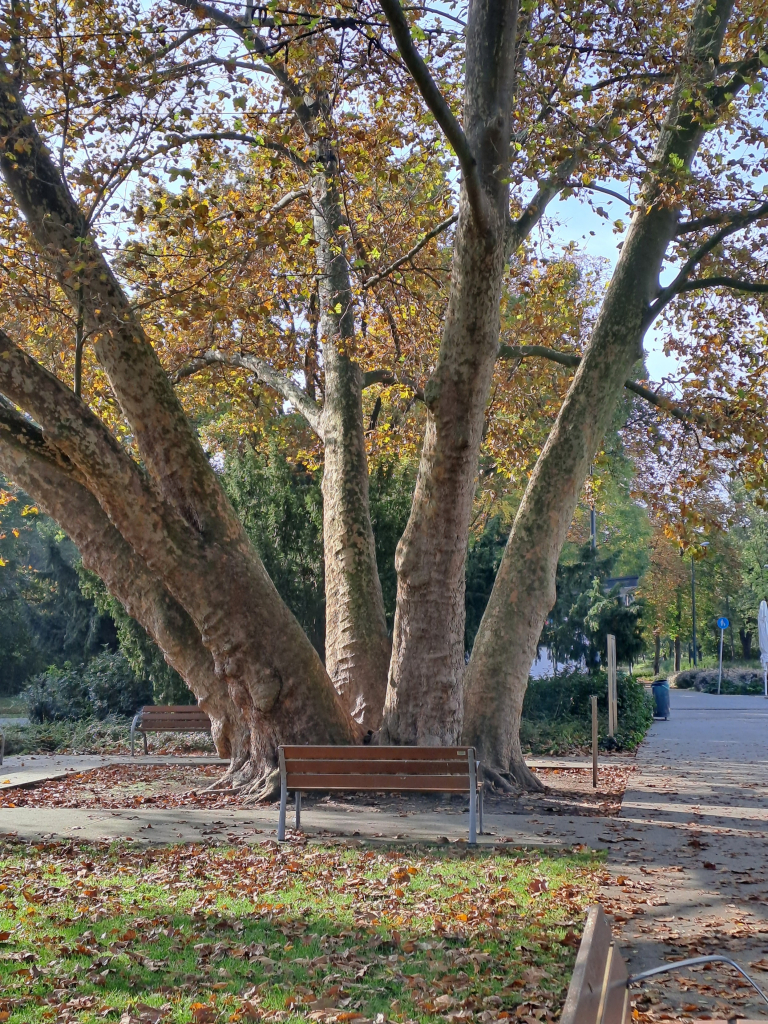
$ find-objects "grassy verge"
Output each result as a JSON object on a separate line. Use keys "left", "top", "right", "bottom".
{"left": 0, "top": 840, "right": 603, "bottom": 1024}
{"left": 521, "top": 672, "right": 653, "bottom": 756}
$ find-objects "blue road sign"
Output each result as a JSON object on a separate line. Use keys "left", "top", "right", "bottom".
{"left": 717, "top": 617, "right": 729, "bottom": 630}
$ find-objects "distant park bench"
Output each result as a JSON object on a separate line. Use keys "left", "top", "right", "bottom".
{"left": 130, "top": 705, "right": 211, "bottom": 755}
{"left": 277, "top": 744, "right": 484, "bottom": 843}
{"left": 562, "top": 905, "right": 768, "bottom": 1024}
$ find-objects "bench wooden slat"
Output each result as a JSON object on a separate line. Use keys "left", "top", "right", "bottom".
{"left": 285, "top": 758, "right": 471, "bottom": 775}
{"left": 281, "top": 745, "right": 472, "bottom": 761}
{"left": 139, "top": 718, "right": 210, "bottom": 728}
{"left": 285, "top": 772, "right": 471, "bottom": 791}
{"left": 139, "top": 713, "right": 210, "bottom": 722}
{"left": 602, "top": 940, "right": 630, "bottom": 1024}
{"left": 560, "top": 906, "right": 624, "bottom": 1024}
{"left": 140, "top": 705, "right": 206, "bottom": 713}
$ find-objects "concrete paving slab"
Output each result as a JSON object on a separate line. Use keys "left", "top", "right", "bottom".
{"left": 0, "top": 802, "right": 612, "bottom": 847}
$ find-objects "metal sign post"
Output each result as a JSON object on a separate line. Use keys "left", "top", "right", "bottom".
{"left": 607, "top": 634, "right": 617, "bottom": 737}
{"left": 591, "top": 695, "right": 598, "bottom": 788}
{"left": 716, "top": 617, "right": 729, "bottom": 695}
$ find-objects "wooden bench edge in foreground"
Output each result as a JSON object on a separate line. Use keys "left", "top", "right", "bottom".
{"left": 560, "top": 905, "right": 630, "bottom": 1024}
{"left": 562, "top": 905, "right": 768, "bottom": 1024}
{"left": 130, "top": 705, "right": 212, "bottom": 756}
{"left": 277, "top": 744, "right": 484, "bottom": 844}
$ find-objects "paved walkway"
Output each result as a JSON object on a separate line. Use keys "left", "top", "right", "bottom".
{"left": 3, "top": 692, "right": 768, "bottom": 1016}
{"left": 606, "top": 690, "right": 768, "bottom": 1017}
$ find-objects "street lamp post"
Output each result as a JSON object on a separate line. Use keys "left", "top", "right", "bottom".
{"left": 691, "top": 555, "right": 698, "bottom": 666}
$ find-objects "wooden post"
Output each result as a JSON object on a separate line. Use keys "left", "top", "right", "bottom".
{"left": 591, "top": 695, "right": 598, "bottom": 789}
{"left": 607, "top": 634, "right": 617, "bottom": 737}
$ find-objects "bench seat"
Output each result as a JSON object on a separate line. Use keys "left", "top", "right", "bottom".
{"left": 130, "top": 705, "right": 211, "bottom": 755}
{"left": 278, "top": 745, "right": 484, "bottom": 843}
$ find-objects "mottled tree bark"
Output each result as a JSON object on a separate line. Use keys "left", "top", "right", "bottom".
{"left": 311, "top": 139, "right": 391, "bottom": 730}
{"left": 380, "top": 0, "right": 519, "bottom": 744}
{"left": 462, "top": 0, "right": 735, "bottom": 787}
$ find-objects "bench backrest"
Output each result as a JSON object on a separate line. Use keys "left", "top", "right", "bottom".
{"left": 279, "top": 745, "right": 477, "bottom": 792}
{"left": 560, "top": 906, "right": 629, "bottom": 1024}
{"left": 138, "top": 705, "right": 212, "bottom": 731}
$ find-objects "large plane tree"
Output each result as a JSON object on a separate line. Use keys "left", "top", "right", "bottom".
{"left": 0, "top": 0, "right": 766, "bottom": 793}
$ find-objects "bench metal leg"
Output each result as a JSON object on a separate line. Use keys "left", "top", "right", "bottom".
{"left": 0, "top": 726, "right": 4, "bottom": 767}
{"left": 478, "top": 783, "right": 484, "bottom": 835}
{"left": 277, "top": 747, "right": 287, "bottom": 841}
{"left": 468, "top": 754, "right": 477, "bottom": 844}
{"left": 295, "top": 791, "right": 301, "bottom": 831}
{"left": 143, "top": 731, "right": 148, "bottom": 755}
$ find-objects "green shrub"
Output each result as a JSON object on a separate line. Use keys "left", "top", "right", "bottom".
{"left": 22, "top": 650, "right": 152, "bottom": 723}
{"left": 672, "top": 667, "right": 764, "bottom": 694}
{"left": 521, "top": 671, "right": 653, "bottom": 754}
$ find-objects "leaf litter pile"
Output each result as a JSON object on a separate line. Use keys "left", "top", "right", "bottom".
{"left": 0, "top": 838, "right": 602, "bottom": 1023}
{"left": 0, "top": 763, "right": 634, "bottom": 817}
{"left": 0, "top": 765, "right": 229, "bottom": 810}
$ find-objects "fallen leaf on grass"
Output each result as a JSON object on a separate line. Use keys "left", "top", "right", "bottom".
{"left": 190, "top": 1003, "right": 217, "bottom": 1023}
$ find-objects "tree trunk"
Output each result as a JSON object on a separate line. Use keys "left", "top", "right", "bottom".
{"left": 654, "top": 633, "right": 661, "bottom": 675}
{"left": 462, "top": 0, "right": 734, "bottom": 787}
{"left": 0, "top": 401, "right": 250, "bottom": 768}
{"left": 674, "top": 637, "right": 681, "bottom": 671}
{"left": 312, "top": 138, "right": 391, "bottom": 730}
{"left": 740, "top": 628, "right": 753, "bottom": 660}
{"left": 0, "top": 70, "right": 360, "bottom": 788}
{"left": 380, "top": 0, "right": 519, "bottom": 745}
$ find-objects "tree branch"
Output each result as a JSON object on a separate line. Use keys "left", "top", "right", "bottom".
{"left": 498, "top": 344, "right": 708, "bottom": 427}
{"left": 0, "top": 400, "right": 221, "bottom": 705}
{"left": 0, "top": 61, "right": 228, "bottom": 526}
{"left": 150, "top": 131, "right": 309, "bottom": 171}
{"left": 676, "top": 275, "right": 768, "bottom": 296}
{"left": 648, "top": 200, "right": 768, "bottom": 319}
{"left": 362, "top": 213, "right": 457, "bottom": 288}
{"left": 0, "top": 328, "right": 195, "bottom": 561}
{"left": 506, "top": 151, "right": 581, "bottom": 256}
{"left": 362, "top": 368, "right": 425, "bottom": 401}
{"left": 377, "top": 0, "right": 486, "bottom": 228}
{"left": 567, "top": 182, "right": 633, "bottom": 206}
{"left": 171, "top": 351, "right": 324, "bottom": 437}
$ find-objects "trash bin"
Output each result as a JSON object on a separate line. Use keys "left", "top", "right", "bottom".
{"left": 651, "top": 680, "right": 670, "bottom": 719}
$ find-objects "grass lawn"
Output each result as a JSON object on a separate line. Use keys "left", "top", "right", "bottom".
{"left": 0, "top": 839, "right": 604, "bottom": 1024}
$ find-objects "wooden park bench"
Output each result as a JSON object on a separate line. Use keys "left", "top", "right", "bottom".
{"left": 561, "top": 905, "right": 768, "bottom": 1024}
{"left": 130, "top": 705, "right": 212, "bottom": 755}
{"left": 277, "top": 745, "right": 484, "bottom": 843}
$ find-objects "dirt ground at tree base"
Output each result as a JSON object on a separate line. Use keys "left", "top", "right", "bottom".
{"left": 0, "top": 761, "right": 637, "bottom": 816}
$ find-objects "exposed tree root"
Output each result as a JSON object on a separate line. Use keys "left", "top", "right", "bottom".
{"left": 243, "top": 767, "right": 281, "bottom": 804}
{"left": 200, "top": 754, "right": 257, "bottom": 793}
{"left": 508, "top": 756, "right": 545, "bottom": 793}
{"left": 482, "top": 764, "right": 518, "bottom": 794}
